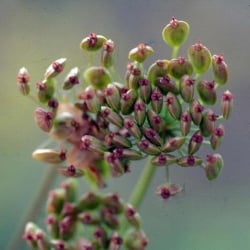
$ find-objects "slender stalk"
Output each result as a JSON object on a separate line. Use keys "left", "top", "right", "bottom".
{"left": 171, "top": 46, "right": 179, "bottom": 58}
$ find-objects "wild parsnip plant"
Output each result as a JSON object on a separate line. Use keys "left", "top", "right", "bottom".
{"left": 17, "top": 17, "right": 233, "bottom": 250}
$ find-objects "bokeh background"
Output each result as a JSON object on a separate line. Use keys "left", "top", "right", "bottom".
{"left": 1, "top": 0, "right": 250, "bottom": 249}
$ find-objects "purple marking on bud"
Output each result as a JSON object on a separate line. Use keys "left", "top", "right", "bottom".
{"left": 52, "top": 61, "right": 64, "bottom": 73}
{"left": 222, "top": 90, "right": 233, "bottom": 101}
{"left": 186, "top": 155, "right": 195, "bottom": 166}
{"left": 192, "top": 133, "right": 203, "bottom": 143}
{"left": 177, "top": 56, "right": 185, "bottom": 64}
{"left": 81, "top": 137, "right": 91, "bottom": 150}
{"left": 157, "top": 186, "right": 171, "bottom": 200}
{"left": 213, "top": 126, "right": 225, "bottom": 137}
{"left": 139, "top": 139, "right": 149, "bottom": 150}
{"left": 48, "top": 99, "right": 59, "bottom": 109}
{"left": 158, "top": 154, "right": 167, "bottom": 165}
{"left": 139, "top": 78, "right": 149, "bottom": 86}
{"left": 134, "top": 102, "right": 146, "bottom": 111}
{"left": 17, "top": 67, "right": 30, "bottom": 84}
{"left": 151, "top": 88, "right": 163, "bottom": 101}
{"left": 103, "top": 40, "right": 115, "bottom": 52}
{"left": 181, "top": 112, "right": 192, "bottom": 122}
{"left": 206, "top": 154, "right": 217, "bottom": 164}
{"left": 124, "top": 118, "right": 134, "bottom": 129}
{"left": 66, "top": 165, "right": 77, "bottom": 176}
{"left": 88, "top": 32, "right": 98, "bottom": 47}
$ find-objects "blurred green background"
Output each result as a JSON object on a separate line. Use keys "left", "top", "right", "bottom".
{"left": 1, "top": 0, "right": 250, "bottom": 249}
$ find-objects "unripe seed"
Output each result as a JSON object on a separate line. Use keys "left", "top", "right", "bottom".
{"left": 212, "top": 54, "right": 228, "bottom": 85}
{"left": 80, "top": 33, "right": 107, "bottom": 51}
{"left": 128, "top": 43, "right": 154, "bottom": 63}
{"left": 168, "top": 56, "right": 193, "bottom": 79}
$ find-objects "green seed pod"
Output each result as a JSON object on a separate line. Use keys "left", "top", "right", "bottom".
{"left": 80, "top": 33, "right": 107, "bottom": 51}
{"left": 101, "top": 39, "right": 115, "bottom": 68}
{"left": 44, "top": 58, "right": 66, "bottom": 79}
{"left": 46, "top": 188, "right": 66, "bottom": 214}
{"left": 103, "top": 83, "right": 121, "bottom": 112}
{"left": 197, "top": 80, "right": 217, "bottom": 105}
{"left": 147, "top": 59, "right": 169, "bottom": 85}
{"left": 162, "top": 17, "right": 190, "bottom": 48}
{"left": 151, "top": 153, "right": 176, "bottom": 166}
{"left": 17, "top": 67, "right": 30, "bottom": 95}
{"left": 81, "top": 85, "right": 101, "bottom": 113}
{"left": 165, "top": 92, "right": 182, "bottom": 120}
{"left": 155, "top": 75, "right": 179, "bottom": 95}
{"left": 212, "top": 54, "right": 228, "bottom": 85}
{"left": 189, "top": 99, "right": 204, "bottom": 125}
{"left": 36, "top": 79, "right": 55, "bottom": 103}
{"left": 77, "top": 192, "right": 101, "bottom": 211}
{"left": 121, "top": 89, "right": 137, "bottom": 115}
{"left": 210, "top": 124, "right": 225, "bottom": 150}
{"left": 188, "top": 130, "right": 203, "bottom": 155}
{"left": 138, "top": 78, "right": 152, "bottom": 104}
{"left": 134, "top": 98, "right": 146, "bottom": 126}
{"left": 180, "top": 110, "right": 192, "bottom": 136}
{"left": 143, "top": 126, "right": 163, "bottom": 146}
{"left": 204, "top": 154, "right": 224, "bottom": 180}
{"left": 150, "top": 87, "right": 163, "bottom": 113}
{"left": 103, "top": 193, "right": 124, "bottom": 214}
{"left": 180, "top": 75, "right": 195, "bottom": 103}
{"left": 83, "top": 66, "right": 112, "bottom": 90}
{"left": 188, "top": 42, "right": 212, "bottom": 73}
{"left": 168, "top": 57, "right": 193, "bottom": 79}
{"left": 124, "top": 229, "right": 148, "bottom": 250}
{"left": 101, "top": 106, "right": 123, "bottom": 128}
{"left": 162, "top": 136, "right": 186, "bottom": 152}
{"left": 63, "top": 67, "right": 80, "bottom": 90}
{"left": 124, "top": 204, "right": 141, "bottom": 229}
{"left": 200, "top": 109, "right": 217, "bottom": 137}
{"left": 32, "top": 148, "right": 66, "bottom": 164}
{"left": 137, "top": 139, "right": 161, "bottom": 155}
{"left": 81, "top": 135, "right": 107, "bottom": 154}
{"left": 177, "top": 155, "right": 203, "bottom": 167}
{"left": 128, "top": 43, "right": 154, "bottom": 63}
{"left": 221, "top": 90, "right": 233, "bottom": 119}
{"left": 124, "top": 117, "right": 142, "bottom": 139}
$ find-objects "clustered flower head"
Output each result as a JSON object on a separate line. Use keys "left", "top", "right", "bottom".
{"left": 17, "top": 17, "right": 233, "bottom": 249}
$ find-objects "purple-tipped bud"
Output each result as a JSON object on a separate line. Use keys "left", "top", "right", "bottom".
{"left": 76, "top": 238, "right": 94, "bottom": 250}
{"left": 151, "top": 153, "right": 176, "bottom": 166}
{"left": 105, "top": 152, "right": 126, "bottom": 177}
{"left": 59, "top": 216, "right": 76, "bottom": 240}
{"left": 180, "top": 75, "right": 195, "bottom": 103}
{"left": 36, "top": 79, "right": 55, "bottom": 103}
{"left": 101, "top": 39, "right": 115, "bottom": 68}
{"left": 147, "top": 109, "right": 165, "bottom": 133}
{"left": 63, "top": 67, "right": 80, "bottom": 90}
{"left": 212, "top": 54, "right": 228, "bottom": 85}
{"left": 61, "top": 202, "right": 77, "bottom": 217}
{"left": 44, "top": 58, "right": 66, "bottom": 79}
{"left": 188, "top": 42, "right": 212, "bottom": 73}
{"left": 83, "top": 66, "right": 112, "bottom": 90}
{"left": 124, "top": 117, "right": 142, "bottom": 139}
{"left": 143, "top": 127, "right": 163, "bottom": 146}
{"left": 162, "top": 17, "right": 190, "bottom": 48}
{"left": 81, "top": 135, "right": 107, "bottom": 154}
{"left": 60, "top": 165, "right": 84, "bottom": 178}
{"left": 204, "top": 154, "right": 224, "bottom": 180}
{"left": 78, "top": 212, "right": 100, "bottom": 225}
{"left": 128, "top": 66, "right": 142, "bottom": 90}
{"left": 124, "top": 230, "right": 148, "bottom": 250}
{"left": 121, "top": 89, "right": 137, "bottom": 115}
{"left": 36, "top": 229, "right": 50, "bottom": 250}
{"left": 120, "top": 148, "right": 143, "bottom": 160}
{"left": 188, "top": 130, "right": 203, "bottom": 155}
{"left": 156, "top": 75, "right": 179, "bottom": 95}
{"left": 138, "top": 78, "right": 152, "bottom": 103}
{"left": 197, "top": 80, "right": 217, "bottom": 105}
{"left": 60, "top": 178, "right": 78, "bottom": 203}
{"left": 165, "top": 92, "right": 182, "bottom": 120}
{"left": 128, "top": 43, "right": 154, "bottom": 63}
{"left": 34, "top": 108, "right": 53, "bottom": 132}
{"left": 103, "top": 193, "right": 124, "bottom": 214}
{"left": 137, "top": 139, "right": 161, "bottom": 155}
{"left": 32, "top": 148, "right": 66, "bottom": 164}
{"left": 101, "top": 208, "right": 119, "bottom": 230}
{"left": 17, "top": 67, "right": 30, "bottom": 95}
{"left": 45, "top": 214, "right": 59, "bottom": 239}
{"left": 134, "top": 98, "right": 146, "bottom": 126}
{"left": 200, "top": 109, "right": 217, "bottom": 137}
{"left": 210, "top": 124, "right": 225, "bottom": 150}
{"left": 101, "top": 106, "right": 123, "bottom": 128}
{"left": 177, "top": 155, "right": 203, "bottom": 167}
{"left": 50, "top": 239, "right": 70, "bottom": 250}
{"left": 80, "top": 33, "right": 107, "bottom": 51}
{"left": 77, "top": 192, "right": 101, "bottom": 211}
{"left": 180, "top": 110, "right": 192, "bottom": 135}
{"left": 162, "top": 136, "right": 186, "bottom": 152}
{"left": 104, "top": 83, "right": 121, "bottom": 112}
{"left": 168, "top": 56, "right": 193, "bottom": 79}
{"left": 93, "top": 227, "right": 107, "bottom": 248}
{"left": 190, "top": 99, "right": 204, "bottom": 125}
{"left": 23, "top": 222, "right": 38, "bottom": 249}
{"left": 105, "top": 132, "right": 132, "bottom": 148}
{"left": 221, "top": 90, "right": 233, "bottom": 119}
{"left": 151, "top": 87, "right": 163, "bottom": 113}
{"left": 109, "top": 232, "right": 123, "bottom": 250}
{"left": 125, "top": 204, "right": 141, "bottom": 229}
{"left": 156, "top": 183, "right": 183, "bottom": 200}
{"left": 46, "top": 188, "right": 66, "bottom": 214}
{"left": 147, "top": 59, "right": 169, "bottom": 85}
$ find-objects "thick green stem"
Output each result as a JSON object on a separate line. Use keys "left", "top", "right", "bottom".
{"left": 128, "top": 156, "right": 155, "bottom": 208}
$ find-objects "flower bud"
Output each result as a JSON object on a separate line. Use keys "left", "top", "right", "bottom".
{"left": 180, "top": 75, "right": 195, "bottom": 103}
{"left": 177, "top": 155, "right": 203, "bottom": 167}
{"left": 50, "top": 239, "right": 70, "bottom": 250}
{"left": 151, "top": 87, "right": 163, "bottom": 113}
{"left": 101, "top": 106, "right": 123, "bottom": 128}
{"left": 121, "top": 89, "right": 137, "bottom": 115}
{"left": 103, "top": 83, "right": 121, "bottom": 112}
{"left": 34, "top": 108, "right": 53, "bottom": 132}
{"left": 45, "top": 214, "right": 59, "bottom": 239}
{"left": 101, "top": 207, "right": 119, "bottom": 229}
{"left": 63, "top": 67, "right": 80, "bottom": 90}
{"left": 32, "top": 148, "right": 66, "bottom": 164}
{"left": 44, "top": 58, "right": 66, "bottom": 79}
{"left": 105, "top": 152, "right": 126, "bottom": 177}
{"left": 221, "top": 90, "right": 233, "bottom": 119}
{"left": 59, "top": 165, "right": 84, "bottom": 178}
{"left": 78, "top": 211, "right": 100, "bottom": 225}
{"left": 212, "top": 54, "right": 228, "bottom": 85}
{"left": 188, "top": 130, "right": 203, "bottom": 155}
{"left": 46, "top": 188, "right": 66, "bottom": 214}
{"left": 36, "top": 79, "right": 55, "bottom": 103}
{"left": 204, "top": 154, "right": 224, "bottom": 180}
{"left": 124, "top": 117, "right": 142, "bottom": 139}
{"left": 188, "top": 42, "right": 212, "bottom": 73}
{"left": 156, "top": 183, "right": 183, "bottom": 200}
{"left": 77, "top": 192, "right": 101, "bottom": 211}
{"left": 155, "top": 75, "right": 179, "bottom": 95}
{"left": 59, "top": 216, "right": 76, "bottom": 240}
{"left": 124, "top": 229, "right": 148, "bottom": 250}
{"left": 23, "top": 222, "right": 38, "bottom": 248}
{"left": 17, "top": 67, "right": 30, "bottom": 95}
{"left": 83, "top": 66, "right": 112, "bottom": 90}
{"left": 125, "top": 204, "right": 141, "bottom": 229}
{"left": 180, "top": 110, "right": 192, "bottom": 135}
{"left": 197, "top": 80, "right": 217, "bottom": 105}
{"left": 165, "top": 92, "right": 182, "bottom": 120}
{"left": 105, "top": 132, "right": 132, "bottom": 148}
{"left": 138, "top": 78, "right": 152, "bottom": 104}
{"left": 80, "top": 33, "right": 107, "bottom": 51}
{"left": 143, "top": 127, "right": 162, "bottom": 146}
{"left": 147, "top": 59, "right": 169, "bottom": 85}
{"left": 134, "top": 98, "right": 146, "bottom": 126}
{"left": 162, "top": 17, "right": 190, "bottom": 48}
{"left": 101, "top": 39, "right": 115, "bottom": 68}
{"left": 151, "top": 153, "right": 176, "bottom": 166}
{"left": 128, "top": 66, "right": 142, "bottom": 90}
{"left": 210, "top": 124, "right": 225, "bottom": 150}
{"left": 109, "top": 232, "right": 123, "bottom": 249}
{"left": 36, "top": 229, "right": 50, "bottom": 250}
{"left": 168, "top": 56, "right": 193, "bottom": 79}
{"left": 121, "top": 148, "right": 143, "bottom": 160}
{"left": 60, "top": 178, "right": 78, "bottom": 203}
{"left": 128, "top": 43, "right": 154, "bottom": 63}
{"left": 147, "top": 109, "right": 165, "bottom": 133}
{"left": 162, "top": 136, "right": 186, "bottom": 152}
{"left": 189, "top": 99, "right": 204, "bottom": 125}
{"left": 93, "top": 227, "right": 108, "bottom": 248}
{"left": 137, "top": 139, "right": 161, "bottom": 155}
{"left": 200, "top": 109, "right": 217, "bottom": 137}
{"left": 103, "top": 193, "right": 124, "bottom": 214}
{"left": 81, "top": 135, "right": 107, "bottom": 154}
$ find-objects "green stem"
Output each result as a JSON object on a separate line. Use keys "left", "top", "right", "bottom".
{"left": 171, "top": 46, "right": 179, "bottom": 58}
{"left": 128, "top": 156, "right": 155, "bottom": 208}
